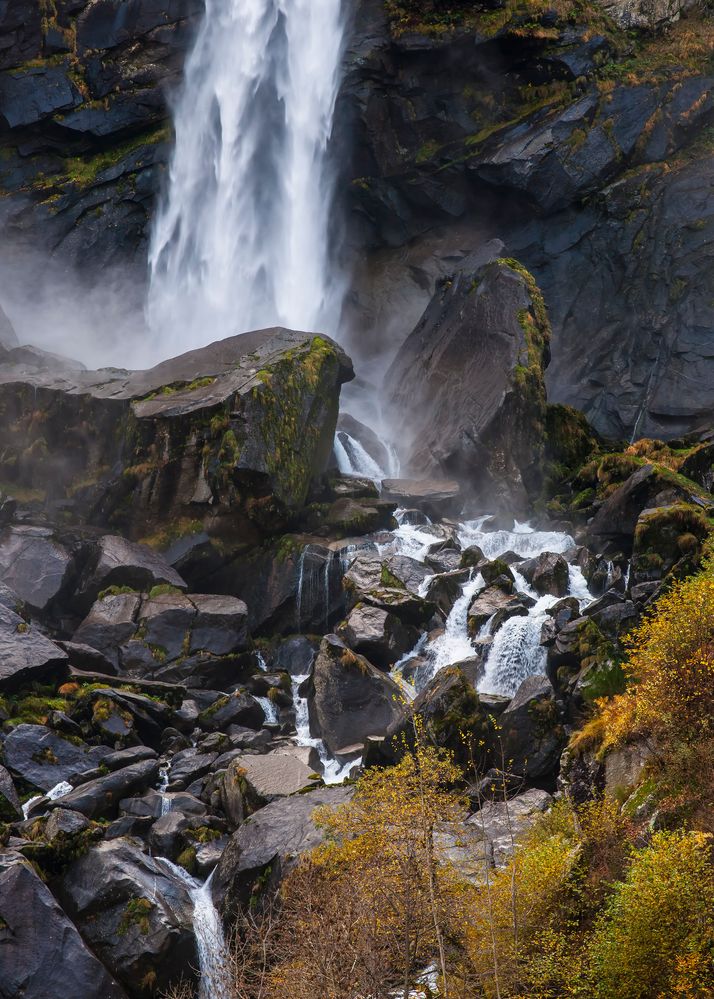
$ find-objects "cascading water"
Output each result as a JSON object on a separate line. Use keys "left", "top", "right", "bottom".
{"left": 147, "top": 0, "right": 346, "bottom": 355}
{"left": 256, "top": 695, "right": 280, "bottom": 724}
{"left": 290, "top": 674, "right": 359, "bottom": 783}
{"left": 334, "top": 431, "right": 387, "bottom": 480}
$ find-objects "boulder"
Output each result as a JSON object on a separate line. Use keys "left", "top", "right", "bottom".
{"left": 0, "top": 525, "right": 72, "bottom": 614}
{"left": 384, "top": 259, "right": 550, "bottom": 515}
{"left": 335, "top": 412, "right": 393, "bottom": 474}
{"left": 380, "top": 477, "right": 462, "bottom": 518}
{"left": 197, "top": 691, "right": 264, "bottom": 732}
{"left": 59, "top": 837, "right": 197, "bottom": 996}
{"left": 308, "top": 635, "right": 406, "bottom": 755}
{"left": 3, "top": 723, "right": 109, "bottom": 793}
{"left": 0, "top": 604, "right": 68, "bottom": 691}
{"left": 46, "top": 758, "right": 160, "bottom": 819}
{"left": 0, "top": 855, "right": 128, "bottom": 999}
{"left": 587, "top": 465, "right": 695, "bottom": 546}
{"left": 73, "top": 535, "right": 187, "bottom": 610}
{"left": 498, "top": 675, "right": 565, "bottom": 780}
{"left": 0, "top": 329, "right": 352, "bottom": 542}
{"left": 212, "top": 785, "right": 353, "bottom": 918}
{"left": 225, "top": 751, "right": 321, "bottom": 806}
{"left": 337, "top": 603, "right": 420, "bottom": 669}
{"left": 520, "top": 552, "right": 569, "bottom": 597}
{"left": 0, "top": 763, "right": 22, "bottom": 820}
{"left": 467, "top": 586, "right": 520, "bottom": 634}
{"left": 424, "top": 569, "right": 471, "bottom": 616}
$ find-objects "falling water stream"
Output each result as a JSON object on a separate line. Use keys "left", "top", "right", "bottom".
{"left": 147, "top": 0, "right": 346, "bottom": 352}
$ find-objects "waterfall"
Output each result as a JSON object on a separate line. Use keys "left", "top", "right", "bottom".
{"left": 147, "top": 0, "right": 346, "bottom": 354}
{"left": 22, "top": 780, "right": 72, "bottom": 819}
{"left": 256, "top": 695, "right": 280, "bottom": 724}
{"left": 290, "top": 674, "right": 358, "bottom": 783}
{"left": 334, "top": 431, "right": 387, "bottom": 480}
{"left": 158, "top": 862, "right": 231, "bottom": 999}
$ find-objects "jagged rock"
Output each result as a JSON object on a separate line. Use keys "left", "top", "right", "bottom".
{"left": 3, "top": 723, "right": 109, "bottom": 792}
{"left": 587, "top": 464, "right": 699, "bottom": 545}
{"left": 212, "top": 785, "right": 353, "bottom": 918}
{"left": 380, "top": 478, "right": 462, "bottom": 518}
{"left": 437, "top": 789, "right": 554, "bottom": 882}
{"left": 0, "top": 603, "right": 68, "bottom": 690}
{"left": 0, "top": 525, "right": 72, "bottom": 614}
{"left": 72, "top": 588, "right": 249, "bottom": 686}
{"left": 467, "top": 585, "right": 520, "bottom": 634}
{"left": 197, "top": 691, "right": 263, "bottom": 733}
{"left": 0, "top": 329, "right": 352, "bottom": 543}
{"left": 498, "top": 675, "right": 565, "bottom": 780}
{"left": 425, "top": 569, "right": 470, "bottom": 616}
{"left": 120, "top": 789, "right": 206, "bottom": 820}
{"left": 59, "top": 837, "right": 197, "bottom": 996}
{"left": 308, "top": 634, "right": 406, "bottom": 755}
{"left": 44, "top": 807, "right": 91, "bottom": 842}
{"left": 595, "top": 0, "right": 691, "bottom": 29}
{"left": 337, "top": 603, "right": 420, "bottom": 669}
{"left": 678, "top": 442, "right": 714, "bottom": 492}
{"left": 384, "top": 259, "right": 550, "bottom": 515}
{"left": 73, "top": 535, "right": 187, "bottom": 611}
{"left": 520, "top": 552, "right": 569, "bottom": 597}
{"left": 0, "top": 855, "right": 129, "bottom": 999}
{"left": 46, "top": 758, "right": 160, "bottom": 819}
{"left": 225, "top": 752, "right": 321, "bottom": 806}
{"left": 0, "top": 763, "right": 22, "bottom": 820}
{"left": 58, "top": 640, "right": 118, "bottom": 675}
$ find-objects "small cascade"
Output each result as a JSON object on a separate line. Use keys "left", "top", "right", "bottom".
{"left": 157, "top": 861, "right": 231, "bottom": 998}
{"left": 296, "top": 545, "right": 341, "bottom": 633}
{"left": 418, "top": 572, "right": 485, "bottom": 688}
{"left": 478, "top": 593, "right": 556, "bottom": 696}
{"left": 256, "top": 695, "right": 280, "bottom": 725}
{"left": 290, "top": 674, "right": 359, "bottom": 783}
{"left": 22, "top": 780, "right": 73, "bottom": 819}
{"left": 255, "top": 651, "right": 268, "bottom": 671}
{"left": 334, "top": 431, "right": 386, "bottom": 480}
{"left": 157, "top": 763, "right": 171, "bottom": 816}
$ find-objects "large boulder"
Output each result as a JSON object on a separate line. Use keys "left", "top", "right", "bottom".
{"left": 0, "top": 525, "right": 72, "bottom": 614}
{"left": 0, "top": 855, "right": 128, "bottom": 999}
{"left": 0, "top": 603, "right": 68, "bottom": 691}
{"left": 520, "top": 552, "right": 570, "bottom": 597}
{"left": 45, "top": 758, "right": 160, "bottom": 819}
{"left": 72, "top": 535, "right": 187, "bottom": 611}
{"left": 59, "top": 837, "right": 197, "bottom": 996}
{"left": 0, "top": 329, "right": 353, "bottom": 542}
{"left": 3, "top": 723, "right": 109, "bottom": 792}
{"left": 384, "top": 259, "right": 550, "bottom": 514}
{"left": 73, "top": 588, "right": 249, "bottom": 685}
{"left": 498, "top": 675, "right": 565, "bottom": 780}
{"left": 336, "top": 603, "right": 420, "bottom": 670}
{"left": 307, "top": 635, "right": 406, "bottom": 755}
{"left": 212, "top": 785, "right": 353, "bottom": 918}
{"left": 587, "top": 464, "right": 698, "bottom": 546}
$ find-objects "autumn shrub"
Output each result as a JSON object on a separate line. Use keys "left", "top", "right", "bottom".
{"left": 586, "top": 830, "right": 714, "bottom": 999}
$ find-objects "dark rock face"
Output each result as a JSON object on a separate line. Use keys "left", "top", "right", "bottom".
{"left": 0, "top": 855, "right": 129, "bottom": 999}
{"left": 337, "top": 603, "right": 419, "bottom": 669}
{"left": 0, "top": 0, "right": 201, "bottom": 275}
{"left": 59, "top": 837, "right": 197, "bottom": 996}
{"left": 587, "top": 465, "right": 696, "bottom": 546}
{"left": 384, "top": 259, "right": 550, "bottom": 513}
{"left": 0, "top": 329, "right": 352, "bottom": 546}
{"left": 46, "top": 758, "right": 160, "bottom": 819}
{"left": 0, "top": 525, "right": 72, "bottom": 613}
{"left": 308, "top": 634, "right": 406, "bottom": 755}
{"left": 520, "top": 552, "right": 569, "bottom": 598}
{"left": 0, "top": 305, "right": 18, "bottom": 349}
{"left": 0, "top": 602, "right": 68, "bottom": 690}
{"left": 3, "top": 723, "right": 109, "bottom": 792}
{"left": 499, "top": 675, "right": 565, "bottom": 780}
{"left": 212, "top": 785, "right": 353, "bottom": 919}
{"left": 73, "top": 535, "right": 187, "bottom": 610}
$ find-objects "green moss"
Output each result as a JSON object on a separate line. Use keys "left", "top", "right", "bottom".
{"left": 147, "top": 583, "right": 183, "bottom": 599}
{"left": 118, "top": 897, "right": 154, "bottom": 936}
{"left": 98, "top": 585, "right": 137, "bottom": 600}
{"left": 380, "top": 564, "right": 406, "bottom": 590}
{"left": 176, "top": 846, "right": 197, "bottom": 875}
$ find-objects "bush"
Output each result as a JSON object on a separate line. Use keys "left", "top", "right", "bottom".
{"left": 587, "top": 830, "right": 714, "bottom": 999}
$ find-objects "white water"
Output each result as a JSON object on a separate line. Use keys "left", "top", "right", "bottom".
{"left": 256, "top": 695, "right": 280, "bottom": 725}
{"left": 157, "top": 762, "right": 171, "bottom": 816}
{"left": 291, "top": 674, "right": 359, "bottom": 783}
{"left": 334, "top": 432, "right": 387, "bottom": 480}
{"left": 147, "top": 0, "right": 346, "bottom": 355}
{"left": 22, "top": 780, "right": 73, "bottom": 819}
{"left": 159, "top": 862, "right": 231, "bottom": 999}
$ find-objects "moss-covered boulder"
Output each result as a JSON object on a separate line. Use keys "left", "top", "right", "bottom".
{"left": 0, "top": 328, "right": 353, "bottom": 545}
{"left": 384, "top": 257, "right": 551, "bottom": 514}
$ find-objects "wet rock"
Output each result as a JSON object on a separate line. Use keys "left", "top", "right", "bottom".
{"left": 308, "top": 634, "right": 406, "bottom": 755}
{"left": 59, "top": 837, "right": 197, "bottom": 996}
{"left": 498, "top": 675, "right": 565, "bottom": 780}
{"left": 385, "top": 259, "right": 550, "bottom": 515}
{"left": 73, "top": 535, "right": 186, "bottom": 611}
{"left": 46, "top": 758, "right": 160, "bottom": 819}
{"left": 587, "top": 465, "right": 696, "bottom": 546}
{"left": 0, "top": 763, "right": 22, "bottom": 820}
{"left": 0, "top": 62, "right": 83, "bottom": 128}
{"left": 44, "top": 807, "right": 91, "bottom": 842}
{"left": 425, "top": 569, "right": 471, "bottom": 616}
{"left": 120, "top": 789, "right": 206, "bottom": 820}
{"left": 3, "top": 723, "right": 109, "bottom": 793}
{"left": 165, "top": 748, "right": 218, "bottom": 790}
{"left": 0, "top": 329, "right": 352, "bottom": 544}
{"left": 0, "top": 525, "right": 72, "bottom": 614}
{"left": 337, "top": 603, "right": 420, "bottom": 669}
{"left": 197, "top": 691, "right": 263, "bottom": 732}
{"left": 520, "top": 552, "right": 569, "bottom": 597}
{"left": 0, "top": 855, "right": 128, "bottom": 999}
{"left": 380, "top": 478, "right": 462, "bottom": 518}
{"left": 0, "top": 603, "right": 68, "bottom": 691}
{"left": 274, "top": 636, "right": 318, "bottom": 676}
{"left": 467, "top": 585, "right": 520, "bottom": 634}
{"left": 335, "top": 412, "right": 392, "bottom": 473}
{"left": 58, "top": 640, "right": 118, "bottom": 675}
{"left": 212, "top": 785, "right": 353, "bottom": 918}
{"left": 460, "top": 545, "right": 485, "bottom": 569}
